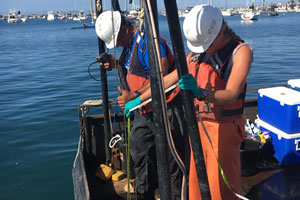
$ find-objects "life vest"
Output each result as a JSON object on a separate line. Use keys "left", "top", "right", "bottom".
{"left": 187, "top": 39, "right": 247, "bottom": 122}
{"left": 119, "top": 32, "right": 179, "bottom": 113}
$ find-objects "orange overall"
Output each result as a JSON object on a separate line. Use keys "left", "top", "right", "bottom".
{"left": 187, "top": 39, "right": 247, "bottom": 200}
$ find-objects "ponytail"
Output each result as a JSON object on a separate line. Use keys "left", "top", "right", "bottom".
{"left": 223, "top": 21, "right": 244, "bottom": 43}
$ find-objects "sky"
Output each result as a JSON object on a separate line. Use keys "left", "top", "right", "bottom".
{"left": 0, "top": 0, "right": 292, "bottom": 15}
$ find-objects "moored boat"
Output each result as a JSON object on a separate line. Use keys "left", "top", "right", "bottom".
{"left": 260, "top": 6, "right": 279, "bottom": 16}
{"left": 47, "top": 11, "right": 55, "bottom": 21}
{"left": 241, "top": 10, "right": 258, "bottom": 20}
{"left": 7, "top": 9, "right": 20, "bottom": 23}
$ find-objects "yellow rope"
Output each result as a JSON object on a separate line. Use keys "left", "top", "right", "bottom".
{"left": 137, "top": 8, "right": 145, "bottom": 33}
{"left": 126, "top": 117, "right": 131, "bottom": 200}
{"left": 96, "top": 0, "right": 101, "bottom": 12}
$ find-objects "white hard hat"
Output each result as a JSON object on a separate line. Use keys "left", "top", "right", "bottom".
{"left": 95, "top": 11, "right": 121, "bottom": 49}
{"left": 183, "top": 5, "right": 223, "bottom": 53}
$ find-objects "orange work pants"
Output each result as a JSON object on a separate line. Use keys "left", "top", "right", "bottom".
{"left": 189, "top": 117, "right": 244, "bottom": 200}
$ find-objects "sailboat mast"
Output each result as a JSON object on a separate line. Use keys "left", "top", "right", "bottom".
{"left": 18, "top": 0, "right": 20, "bottom": 12}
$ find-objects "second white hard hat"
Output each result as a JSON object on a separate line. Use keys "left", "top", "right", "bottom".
{"left": 183, "top": 5, "right": 223, "bottom": 53}
{"left": 95, "top": 11, "right": 121, "bottom": 49}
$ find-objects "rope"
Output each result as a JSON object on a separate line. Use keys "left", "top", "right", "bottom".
{"left": 126, "top": 118, "right": 131, "bottom": 200}
{"left": 137, "top": 8, "right": 145, "bottom": 33}
{"left": 109, "top": 134, "right": 122, "bottom": 148}
{"left": 96, "top": 0, "right": 101, "bottom": 12}
{"left": 197, "top": 113, "right": 249, "bottom": 200}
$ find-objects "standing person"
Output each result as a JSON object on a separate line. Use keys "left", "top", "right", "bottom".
{"left": 124, "top": 4, "right": 253, "bottom": 200}
{"left": 95, "top": 11, "right": 186, "bottom": 200}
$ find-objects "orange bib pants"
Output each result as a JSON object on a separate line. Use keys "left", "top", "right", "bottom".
{"left": 189, "top": 117, "right": 244, "bottom": 200}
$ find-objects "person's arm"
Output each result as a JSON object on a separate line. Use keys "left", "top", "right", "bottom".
{"left": 139, "top": 69, "right": 179, "bottom": 101}
{"left": 123, "top": 69, "right": 179, "bottom": 117}
{"left": 117, "top": 57, "right": 172, "bottom": 108}
{"left": 118, "top": 38, "right": 171, "bottom": 108}
{"left": 207, "top": 45, "right": 252, "bottom": 104}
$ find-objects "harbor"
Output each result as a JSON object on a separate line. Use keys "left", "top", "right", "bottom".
{"left": 1, "top": 0, "right": 300, "bottom": 199}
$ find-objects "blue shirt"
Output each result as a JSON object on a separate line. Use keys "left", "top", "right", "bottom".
{"left": 124, "top": 29, "right": 168, "bottom": 75}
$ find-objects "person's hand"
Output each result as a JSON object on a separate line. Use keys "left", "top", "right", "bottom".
{"left": 97, "top": 53, "right": 116, "bottom": 71}
{"left": 117, "top": 87, "right": 136, "bottom": 109}
{"left": 123, "top": 97, "right": 142, "bottom": 118}
{"left": 178, "top": 73, "right": 201, "bottom": 98}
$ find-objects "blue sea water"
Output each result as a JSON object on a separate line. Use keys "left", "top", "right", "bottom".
{"left": 0, "top": 13, "right": 300, "bottom": 200}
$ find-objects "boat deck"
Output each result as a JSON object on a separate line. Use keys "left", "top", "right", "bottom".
{"left": 73, "top": 99, "right": 300, "bottom": 200}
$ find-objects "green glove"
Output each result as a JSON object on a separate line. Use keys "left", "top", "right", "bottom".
{"left": 123, "top": 97, "right": 142, "bottom": 118}
{"left": 178, "top": 73, "right": 201, "bottom": 98}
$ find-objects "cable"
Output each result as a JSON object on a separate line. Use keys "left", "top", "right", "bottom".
{"left": 144, "top": 1, "right": 188, "bottom": 199}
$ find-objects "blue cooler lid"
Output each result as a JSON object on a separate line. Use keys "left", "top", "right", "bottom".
{"left": 258, "top": 86, "right": 300, "bottom": 106}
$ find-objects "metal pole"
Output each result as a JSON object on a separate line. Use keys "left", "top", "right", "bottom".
{"left": 143, "top": 0, "right": 172, "bottom": 199}
{"left": 163, "top": 0, "right": 212, "bottom": 199}
{"left": 95, "top": 0, "right": 111, "bottom": 165}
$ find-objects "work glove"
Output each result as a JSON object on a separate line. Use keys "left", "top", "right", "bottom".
{"left": 123, "top": 97, "right": 142, "bottom": 118}
{"left": 178, "top": 73, "right": 201, "bottom": 98}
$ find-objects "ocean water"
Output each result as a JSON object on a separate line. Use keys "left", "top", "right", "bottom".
{"left": 0, "top": 13, "right": 300, "bottom": 200}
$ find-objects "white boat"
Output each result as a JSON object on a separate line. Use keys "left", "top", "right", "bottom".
{"left": 79, "top": 10, "right": 86, "bottom": 20}
{"left": 47, "top": 11, "right": 55, "bottom": 21}
{"left": 73, "top": 11, "right": 86, "bottom": 21}
{"left": 20, "top": 16, "right": 27, "bottom": 22}
{"left": 222, "top": 0, "right": 235, "bottom": 17}
{"left": 241, "top": 10, "right": 258, "bottom": 20}
{"left": 7, "top": 9, "right": 20, "bottom": 23}
{"left": 222, "top": 9, "right": 234, "bottom": 16}
{"left": 73, "top": 15, "right": 81, "bottom": 21}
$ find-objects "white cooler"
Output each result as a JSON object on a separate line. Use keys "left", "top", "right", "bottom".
{"left": 288, "top": 79, "right": 300, "bottom": 92}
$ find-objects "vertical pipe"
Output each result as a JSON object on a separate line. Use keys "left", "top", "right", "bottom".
{"left": 143, "top": 0, "right": 172, "bottom": 199}
{"left": 90, "top": 0, "right": 94, "bottom": 24}
{"left": 163, "top": 0, "right": 211, "bottom": 199}
{"left": 95, "top": 0, "right": 111, "bottom": 165}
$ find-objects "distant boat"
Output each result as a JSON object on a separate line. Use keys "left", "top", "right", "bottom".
{"left": 242, "top": 0, "right": 259, "bottom": 21}
{"left": 222, "top": 9, "right": 234, "bottom": 16}
{"left": 260, "top": 6, "right": 279, "bottom": 16}
{"left": 7, "top": 9, "right": 20, "bottom": 23}
{"left": 241, "top": 11, "right": 258, "bottom": 20}
{"left": 47, "top": 11, "right": 55, "bottom": 21}
{"left": 222, "top": 0, "right": 235, "bottom": 17}
{"left": 20, "top": 16, "right": 27, "bottom": 22}
{"left": 79, "top": 10, "right": 87, "bottom": 20}
{"left": 73, "top": 11, "right": 86, "bottom": 21}
{"left": 73, "top": 15, "right": 81, "bottom": 21}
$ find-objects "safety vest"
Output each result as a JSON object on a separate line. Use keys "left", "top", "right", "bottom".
{"left": 119, "top": 32, "right": 179, "bottom": 113}
{"left": 187, "top": 39, "right": 247, "bottom": 122}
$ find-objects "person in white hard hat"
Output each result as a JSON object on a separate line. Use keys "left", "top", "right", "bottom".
{"left": 95, "top": 11, "right": 187, "bottom": 200}
{"left": 124, "top": 4, "right": 252, "bottom": 200}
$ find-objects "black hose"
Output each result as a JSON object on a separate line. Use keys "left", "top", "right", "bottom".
{"left": 143, "top": 0, "right": 172, "bottom": 199}
{"left": 163, "top": 0, "right": 212, "bottom": 199}
{"left": 95, "top": 0, "right": 111, "bottom": 166}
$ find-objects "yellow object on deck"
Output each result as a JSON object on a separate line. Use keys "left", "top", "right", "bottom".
{"left": 111, "top": 170, "right": 126, "bottom": 182}
{"left": 94, "top": 164, "right": 114, "bottom": 181}
{"left": 259, "top": 132, "right": 266, "bottom": 144}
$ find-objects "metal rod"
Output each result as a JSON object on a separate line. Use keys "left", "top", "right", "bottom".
{"left": 143, "top": 0, "right": 172, "bottom": 199}
{"left": 163, "top": 0, "right": 212, "bottom": 199}
{"left": 95, "top": 0, "right": 111, "bottom": 165}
